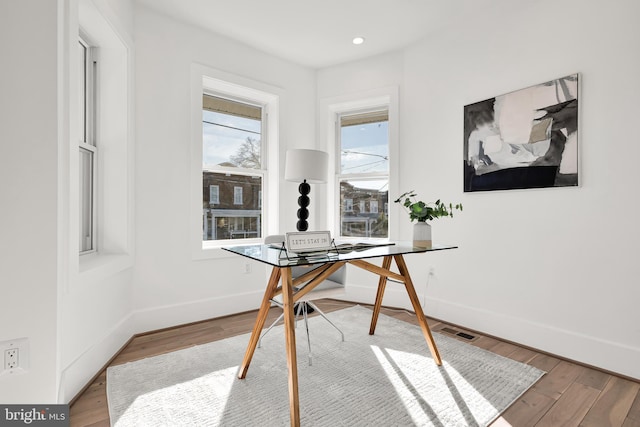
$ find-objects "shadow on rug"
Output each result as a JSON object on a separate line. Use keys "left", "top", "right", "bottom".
{"left": 107, "top": 305, "right": 544, "bottom": 426}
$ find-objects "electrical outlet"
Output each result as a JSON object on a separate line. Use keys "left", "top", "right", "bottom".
{"left": 4, "top": 348, "right": 18, "bottom": 370}
{"left": 244, "top": 262, "right": 252, "bottom": 274}
{"left": 0, "top": 337, "right": 29, "bottom": 377}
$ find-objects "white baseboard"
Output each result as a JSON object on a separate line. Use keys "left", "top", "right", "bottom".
{"left": 337, "top": 284, "right": 640, "bottom": 380}
{"left": 61, "top": 290, "right": 266, "bottom": 403}
{"left": 62, "top": 284, "right": 639, "bottom": 403}
{"left": 59, "top": 313, "right": 135, "bottom": 403}
{"left": 427, "top": 296, "right": 640, "bottom": 380}
{"left": 130, "top": 290, "right": 266, "bottom": 335}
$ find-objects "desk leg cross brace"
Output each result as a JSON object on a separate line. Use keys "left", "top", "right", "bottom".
{"left": 238, "top": 255, "right": 440, "bottom": 427}
{"left": 359, "top": 254, "right": 442, "bottom": 366}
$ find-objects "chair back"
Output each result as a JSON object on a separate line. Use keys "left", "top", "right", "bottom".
{"left": 264, "top": 234, "right": 286, "bottom": 245}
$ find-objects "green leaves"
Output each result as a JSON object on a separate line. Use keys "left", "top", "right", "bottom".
{"left": 394, "top": 190, "right": 463, "bottom": 222}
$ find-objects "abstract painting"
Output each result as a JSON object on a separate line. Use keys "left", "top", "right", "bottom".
{"left": 464, "top": 74, "right": 579, "bottom": 192}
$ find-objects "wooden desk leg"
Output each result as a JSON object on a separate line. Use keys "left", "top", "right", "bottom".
{"left": 281, "top": 267, "right": 301, "bottom": 427}
{"left": 394, "top": 254, "right": 443, "bottom": 366}
{"left": 238, "top": 267, "right": 281, "bottom": 379}
{"left": 369, "top": 255, "right": 392, "bottom": 335}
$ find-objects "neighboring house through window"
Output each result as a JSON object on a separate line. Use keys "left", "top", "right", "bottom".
{"left": 337, "top": 109, "right": 390, "bottom": 238}
{"left": 192, "top": 69, "right": 280, "bottom": 253}
{"left": 202, "top": 94, "right": 263, "bottom": 241}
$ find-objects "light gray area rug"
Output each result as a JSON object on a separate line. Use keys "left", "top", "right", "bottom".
{"left": 107, "top": 306, "right": 544, "bottom": 426}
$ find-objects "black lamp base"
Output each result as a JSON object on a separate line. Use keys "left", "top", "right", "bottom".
{"left": 296, "top": 180, "right": 310, "bottom": 231}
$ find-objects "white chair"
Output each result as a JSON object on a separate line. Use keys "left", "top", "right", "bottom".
{"left": 259, "top": 235, "right": 345, "bottom": 365}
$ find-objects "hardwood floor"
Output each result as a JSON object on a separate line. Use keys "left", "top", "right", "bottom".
{"left": 70, "top": 300, "right": 640, "bottom": 426}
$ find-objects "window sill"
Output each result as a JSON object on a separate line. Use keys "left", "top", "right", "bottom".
{"left": 79, "top": 252, "right": 133, "bottom": 282}
{"left": 193, "top": 239, "right": 263, "bottom": 261}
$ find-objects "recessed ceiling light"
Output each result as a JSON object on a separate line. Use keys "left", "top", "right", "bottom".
{"left": 352, "top": 36, "right": 365, "bottom": 45}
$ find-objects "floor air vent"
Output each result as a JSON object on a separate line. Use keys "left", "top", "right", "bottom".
{"left": 440, "top": 327, "right": 476, "bottom": 341}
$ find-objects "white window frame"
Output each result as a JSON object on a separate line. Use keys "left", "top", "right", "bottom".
{"left": 75, "top": 0, "right": 135, "bottom": 284}
{"left": 370, "top": 200, "right": 379, "bottom": 214}
{"left": 191, "top": 65, "right": 280, "bottom": 258}
{"left": 79, "top": 35, "right": 98, "bottom": 255}
{"left": 320, "top": 87, "right": 399, "bottom": 241}
{"left": 336, "top": 107, "right": 390, "bottom": 240}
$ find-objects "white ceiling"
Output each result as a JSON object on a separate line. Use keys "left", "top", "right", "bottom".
{"left": 135, "top": 0, "right": 530, "bottom": 69}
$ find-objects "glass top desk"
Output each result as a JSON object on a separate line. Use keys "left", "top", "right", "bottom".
{"left": 223, "top": 241, "right": 457, "bottom": 427}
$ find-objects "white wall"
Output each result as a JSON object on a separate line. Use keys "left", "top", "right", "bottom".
{"left": 132, "top": 5, "right": 317, "bottom": 331}
{"left": 3, "top": 0, "right": 638, "bottom": 405}
{"left": 57, "top": 0, "right": 136, "bottom": 403}
{"left": 318, "top": 0, "right": 640, "bottom": 379}
{"left": 0, "top": 0, "right": 60, "bottom": 403}
{"left": 0, "top": 0, "right": 136, "bottom": 403}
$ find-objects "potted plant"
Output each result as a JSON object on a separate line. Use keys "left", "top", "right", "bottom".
{"left": 394, "top": 191, "right": 463, "bottom": 248}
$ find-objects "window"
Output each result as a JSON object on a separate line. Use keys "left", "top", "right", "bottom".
{"left": 79, "top": 36, "right": 97, "bottom": 254}
{"left": 233, "top": 186, "right": 243, "bottom": 205}
{"left": 209, "top": 185, "right": 220, "bottom": 204}
{"left": 337, "top": 109, "right": 389, "bottom": 238}
{"left": 76, "top": 0, "right": 133, "bottom": 273}
{"left": 345, "top": 199, "right": 353, "bottom": 212}
{"left": 202, "top": 95, "right": 264, "bottom": 241}
{"left": 193, "top": 69, "right": 280, "bottom": 254}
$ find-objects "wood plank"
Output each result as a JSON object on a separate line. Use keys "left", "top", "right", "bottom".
{"left": 529, "top": 353, "right": 562, "bottom": 373}
{"left": 576, "top": 367, "right": 612, "bottom": 391}
{"left": 580, "top": 376, "right": 640, "bottom": 427}
{"left": 533, "top": 361, "right": 584, "bottom": 400}
{"left": 472, "top": 335, "right": 501, "bottom": 351}
{"left": 488, "top": 340, "right": 521, "bottom": 358}
{"left": 495, "top": 388, "right": 555, "bottom": 426}
{"left": 506, "top": 346, "right": 538, "bottom": 364}
{"left": 622, "top": 418, "right": 640, "bottom": 427}
{"left": 627, "top": 389, "right": 640, "bottom": 421}
{"left": 69, "top": 299, "right": 640, "bottom": 427}
{"left": 536, "top": 382, "right": 600, "bottom": 427}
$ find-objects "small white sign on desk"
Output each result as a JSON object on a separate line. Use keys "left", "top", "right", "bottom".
{"left": 285, "top": 231, "right": 332, "bottom": 253}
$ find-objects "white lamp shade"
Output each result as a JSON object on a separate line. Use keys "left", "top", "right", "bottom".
{"left": 284, "top": 149, "right": 329, "bottom": 183}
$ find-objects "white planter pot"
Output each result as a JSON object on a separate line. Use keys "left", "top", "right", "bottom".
{"left": 413, "top": 222, "right": 432, "bottom": 249}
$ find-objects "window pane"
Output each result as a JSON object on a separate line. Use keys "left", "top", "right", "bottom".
{"left": 209, "top": 185, "right": 219, "bottom": 204}
{"left": 233, "top": 186, "right": 243, "bottom": 205}
{"left": 340, "top": 179, "right": 388, "bottom": 238}
{"left": 79, "top": 148, "right": 93, "bottom": 252}
{"left": 203, "top": 96, "right": 262, "bottom": 169}
{"left": 203, "top": 172, "right": 262, "bottom": 241}
{"left": 340, "top": 114, "right": 389, "bottom": 174}
{"left": 79, "top": 41, "right": 87, "bottom": 143}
